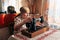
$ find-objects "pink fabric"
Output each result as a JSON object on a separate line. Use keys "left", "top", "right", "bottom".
{"left": 13, "top": 29, "right": 57, "bottom": 40}
{"left": 37, "top": 29, "right": 57, "bottom": 40}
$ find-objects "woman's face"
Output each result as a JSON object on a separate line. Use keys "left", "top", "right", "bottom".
{"left": 22, "top": 13, "right": 28, "bottom": 19}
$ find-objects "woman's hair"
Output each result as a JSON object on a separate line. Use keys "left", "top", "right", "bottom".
{"left": 16, "top": 7, "right": 30, "bottom": 17}
{"left": 20, "top": 7, "right": 30, "bottom": 13}
{"left": 20, "top": 7, "right": 27, "bottom": 13}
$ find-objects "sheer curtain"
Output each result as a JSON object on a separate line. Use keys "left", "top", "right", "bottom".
{"left": 2, "top": 0, "right": 22, "bottom": 13}
{"left": 48, "top": 0, "right": 60, "bottom": 29}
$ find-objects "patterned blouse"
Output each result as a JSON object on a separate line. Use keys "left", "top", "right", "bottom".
{"left": 14, "top": 16, "right": 27, "bottom": 31}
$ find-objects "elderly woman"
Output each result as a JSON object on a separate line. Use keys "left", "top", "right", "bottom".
{"left": 14, "top": 7, "right": 32, "bottom": 33}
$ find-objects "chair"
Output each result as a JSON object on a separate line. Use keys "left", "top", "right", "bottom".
{"left": 0, "top": 14, "right": 6, "bottom": 28}
{"left": 4, "top": 13, "right": 18, "bottom": 35}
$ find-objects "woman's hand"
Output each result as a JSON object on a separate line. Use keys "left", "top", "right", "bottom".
{"left": 24, "top": 17, "right": 32, "bottom": 23}
{"left": 36, "top": 21, "right": 41, "bottom": 26}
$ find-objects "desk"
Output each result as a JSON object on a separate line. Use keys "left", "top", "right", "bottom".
{"left": 8, "top": 28, "right": 60, "bottom": 40}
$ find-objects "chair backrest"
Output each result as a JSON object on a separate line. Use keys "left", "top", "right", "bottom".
{"left": 0, "top": 14, "right": 6, "bottom": 27}
{"left": 4, "top": 13, "right": 18, "bottom": 26}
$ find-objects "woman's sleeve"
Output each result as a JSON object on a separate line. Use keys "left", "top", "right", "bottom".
{"left": 14, "top": 17, "right": 21, "bottom": 27}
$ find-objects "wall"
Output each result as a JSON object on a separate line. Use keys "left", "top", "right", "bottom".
{"left": 0, "top": 0, "right": 2, "bottom": 12}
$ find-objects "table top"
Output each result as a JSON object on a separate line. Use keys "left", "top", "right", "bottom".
{"left": 8, "top": 28, "right": 60, "bottom": 40}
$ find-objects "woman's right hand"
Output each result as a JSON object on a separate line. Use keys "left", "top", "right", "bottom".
{"left": 24, "top": 17, "right": 32, "bottom": 23}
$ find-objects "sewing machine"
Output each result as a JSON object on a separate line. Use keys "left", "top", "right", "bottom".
{"left": 21, "top": 16, "right": 49, "bottom": 38}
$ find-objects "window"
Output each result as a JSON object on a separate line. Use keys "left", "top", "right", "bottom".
{"left": 48, "top": 0, "right": 60, "bottom": 28}
{"left": 2, "top": 0, "right": 22, "bottom": 13}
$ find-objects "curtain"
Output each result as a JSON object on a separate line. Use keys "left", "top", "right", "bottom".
{"left": 48, "top": 0, "right": 60, "bottom": 29}
{"left": 48, "top": 0, "right": 55, "bottom": 25}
